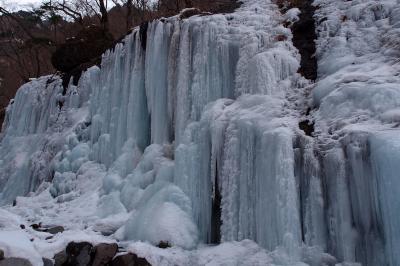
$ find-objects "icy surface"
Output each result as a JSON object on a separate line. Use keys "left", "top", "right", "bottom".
{"left": 310, "top": 0, "right": 400, "bottom": 265}
{"left": 0, "top": 0, "right": 400, "bottom": 265}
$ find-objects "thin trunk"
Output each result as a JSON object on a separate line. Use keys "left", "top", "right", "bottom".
{"left": 98, "top": 0, "right": 108, "bottom": 30}
{"left": 126, "top": 0, "right": 133, "bottom": 31}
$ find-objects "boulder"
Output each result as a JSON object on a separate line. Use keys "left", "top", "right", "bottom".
{"left": 42, "top": 258, "right": 54, "bottom": 266}
{"left": 64, "top": 242, "right": 93, "bottom": 266}
{"left": 110, "top": 253, "right": 151, "bottom": 266}
{"left": 46, "top": 226, "right": 64, "bottom": 235}
{"left": 92, "top": 243, "right": 118, "bottom": 266}
{"left": 0, "top": 258, "right": 32, "bottom": 266}
{"left": 54, "top": 242, "right": 93, "bottom": 266}
{"left": 31, "top": 224, "right": 64, "bottom": 235}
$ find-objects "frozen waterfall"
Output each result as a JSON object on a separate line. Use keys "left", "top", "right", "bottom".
{"left": 0, "top": 0, "right": 400, "bottom": 265}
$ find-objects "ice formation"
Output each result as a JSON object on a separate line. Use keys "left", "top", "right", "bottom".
{"left": 0, "top": 0, "right": 400, "bottom": 265}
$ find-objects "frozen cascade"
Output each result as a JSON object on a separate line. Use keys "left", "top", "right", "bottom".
{"left": 310, "top": 0, "right": 400, "bottom": 265}
{"left": 0, "top": 0, "right": 400, "bottom": 265}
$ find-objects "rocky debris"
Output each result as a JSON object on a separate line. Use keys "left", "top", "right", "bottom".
{"left": 0, "top": 258, "right": 32, "bottom": 266}
{"left": 0, "top": 249, "right": 4, "bottom": 260}
{"left": 91, "top": 243, "right": 118, "bottom": 266}
{"left": 110, "top": 253, "right": 151, "bottom": 266}
{"left": 53, "top": 242, "right": 145, "bottom": 266}
{"left": 42, "top": 258, "right": 54, "bottom": 266}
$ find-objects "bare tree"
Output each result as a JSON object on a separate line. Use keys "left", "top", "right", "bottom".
{"left": 0, "top": 6, "right": 55, "bottom": 81}
{"left": 41, "top": 0, "right": 110, "bottom": 30}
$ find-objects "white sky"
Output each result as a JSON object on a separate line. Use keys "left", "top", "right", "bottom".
{"left": 2, "top": 0, "right": 120, "bottom": 11}
{"left": 2, "top": 0, "right": 42, "bottom": 11}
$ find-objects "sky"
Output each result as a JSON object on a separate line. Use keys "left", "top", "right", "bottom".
{"left": 2, "top": 0, "right": 42, "bottom": 11}
{"left": 2, "top": 0, "right": 120, "bottom": 11}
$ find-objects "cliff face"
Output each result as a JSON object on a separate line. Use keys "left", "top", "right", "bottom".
{"left": 1, "top": 0, "right": 400, "bottom": 265}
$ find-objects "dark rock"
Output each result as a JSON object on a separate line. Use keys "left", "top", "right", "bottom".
{"left": 64, "top": 242, "right": 93, "bottom": 266}
{"left": 0, "top": 249, "right": 4, "bottom": 260}
{"left": 45, "top": 226, "right": 64, "bottom": 235}
{"left": 42, "top": 258, "right": 54, "bottom": 266}
{"left": 289, "top": 0, "right": 318, "bottom": 80}
{"left": 139, "top": 22, "right": 149, "bottom": 50}
{"left": 299, "top": 120, "right": 315, "bottom": 137}
{"left": 0, "top": 258, "right": 32, "bottom": 266}
{"left": 19, "top": 225, "right": 25, "bottom": 229}
{"left": 31, "top": 224, "right": 64, "bottom": 235}
{"left": 157, "top": 241, "right": 171, "bottom": 249}
{"left": 110, "top": 253, "right": 151, "bottom": 266}
{"left": 92, "top": 243, "right": 118, "bottom": 266}
{"left": 30, "top": 223, "right": 41, "bottom": 230}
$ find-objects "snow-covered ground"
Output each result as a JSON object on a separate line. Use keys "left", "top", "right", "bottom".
{"left": 0, "top": 0, "right": 399, "bottom": 265}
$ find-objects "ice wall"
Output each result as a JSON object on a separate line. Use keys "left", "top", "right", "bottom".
{"left": 311, "top": 0, "right": 400, "bottom": 265}
{"left": 0, "top": 75, "right": 92, "bottom": 205}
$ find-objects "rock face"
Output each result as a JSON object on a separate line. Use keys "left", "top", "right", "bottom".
{"left": 51, "top": 26, "right": 114, "bottom": 73}
{"left": 0, "top": 258, "right": 32, "bottom": 266}
{"left": 110, "top": 254, "right": 151, "bottom": 266}
{"left": 51, "top": 25, "right": 115, "bottom": 88}
{"left": 179, "top": 8, "right": 202, "bottom": 19}
{"left": 289, "top": 0, "right": 318, "bottom": 80}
